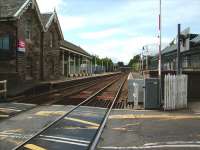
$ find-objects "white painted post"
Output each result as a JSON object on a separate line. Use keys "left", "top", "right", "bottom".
{"left": 79, "top": 56, "right": 81, "bottom": 74}
{"left": 74, "top": 55, "right": 76, "bottom": 75}
{"left": 62, "top": 52, "right": 65, "bottom": 75}
{"left": 68, "top": 53, "right": 71, "bottom": 75}
{"left": 133, "top": 83, "right": 139, "bottom": 108}
{"left": 90, "top": 59, "right": 92, "bottom": 75}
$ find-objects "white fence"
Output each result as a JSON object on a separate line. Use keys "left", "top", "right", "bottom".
{"left": 164, "top": 74, "right": 187, "bottom": 110}
{"left": 0, "top": 80, "right": 7, "bottom": 98}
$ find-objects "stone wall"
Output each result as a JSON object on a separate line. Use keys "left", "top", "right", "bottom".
{"left": 0, "top": 4, "right": 65, "bottom": 82}
{"left": 43, "top": 21, "right": 63, "bottom": 80}
{"left": 18, "top": 4, "right": 42, "bottom": 80}
{"left": 0, "top": 21, "right": 17, "bottom": 73}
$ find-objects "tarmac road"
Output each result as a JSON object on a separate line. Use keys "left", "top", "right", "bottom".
{"left": 97, "top": 109, "right": 200, "bottom": 150}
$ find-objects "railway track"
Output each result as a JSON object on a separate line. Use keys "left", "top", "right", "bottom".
{"left": 11, "top": 74, "right": 121, "bottom": 105}
{"left": 0, "top": 74, "right": 122, "bottom": 125}
{"left": 12, "top": 74, "right": 127, "bottom": 150}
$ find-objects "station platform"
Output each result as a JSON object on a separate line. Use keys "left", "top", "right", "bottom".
{"left": 6, "top": 72, "right": 120, "bottom": 97}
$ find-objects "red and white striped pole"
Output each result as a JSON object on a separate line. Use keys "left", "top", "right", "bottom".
{"left": 158, "top": 0, "right": 162, "bottom": 104}
{"left": 158, "top": 0, "right": 162, "bottom": 77}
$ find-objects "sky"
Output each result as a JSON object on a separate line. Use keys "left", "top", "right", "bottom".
{"left": 37, "top": 0, "right": 200, "bottom": 64}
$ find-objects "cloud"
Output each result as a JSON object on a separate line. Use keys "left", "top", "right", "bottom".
{"left": 36, "top": 0, "right": 200, "bottom": 64}
{"left": 37, "top": 0, "right": 63, "bottom": 12}
{"left": 79, "top": 28, "right": 125, "bottom": 39}
{"left": 82, "top": 36, "right": 170, "bottom": 64}
{"left": 58, "top": 15, "right": 87, "bottom": 32}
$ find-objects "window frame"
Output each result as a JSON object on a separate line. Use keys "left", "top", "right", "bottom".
{"left": 25, "top": 19, "right": 32, "bottom": 40}
{"left": 50, "top": 32, "right": 54, "bottom": 48}
{"left": 0, "top": 34, "right": 10, "bottom": 50}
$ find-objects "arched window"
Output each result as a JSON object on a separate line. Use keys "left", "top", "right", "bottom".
{"left": 25, "top": 19, "right": 31, "bottom": 40}
{"left": 50, "top": 32, "right": 53, "bottom": 48}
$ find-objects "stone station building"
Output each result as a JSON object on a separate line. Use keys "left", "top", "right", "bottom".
{"left": 0, "top": 0, "right": 92, "bottom": 82}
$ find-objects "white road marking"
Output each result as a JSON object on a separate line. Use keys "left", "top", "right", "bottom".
{"left": 40, "top": 138, "right": 89, "bottom": 147}
{"left": 0, "top": 115, "right": 9, "bottom": 117}
{"left": 0, "top": 108, "right": 21, "bottom": 112}
{"left": 100, "top": 144, "right": 200, "bottom": 149}
{"left": 40, "top": 135, "right": 90, "bottom": 144}
{"left": 144, "top": 141, "right": 200, "bottom": 146}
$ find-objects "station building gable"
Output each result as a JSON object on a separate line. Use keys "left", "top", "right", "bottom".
{"left": 0, "top": 0, "right": 91, "bottom": 82}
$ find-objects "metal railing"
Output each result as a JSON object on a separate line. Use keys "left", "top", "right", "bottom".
{"left": 0, "top": 80, "right": 7, "bottom": 98}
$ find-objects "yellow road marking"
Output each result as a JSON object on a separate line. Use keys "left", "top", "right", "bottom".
{"left": 112, "top": 127, "right": 127, "bottom": 131}
{"left": 86, "top": 126, "right": 98, "bottom": 129}
{"left": 109, "top": 114, "right": 200, "bottom": 120}
{"left": 64, "top": 126, "right": 98, "bottom": 130}
{"left": 24, "top": 144, "right": 47, "bottom": 150}
{"left": 35, "top": 111, "right": 65, "bottom": 116}
{"left": 65, "top": 117, "right": 100, "bottom": 127}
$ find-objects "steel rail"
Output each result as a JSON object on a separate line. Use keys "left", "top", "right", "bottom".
{"left": 48, "top": 75, "right": 119, "bottom": 105}
{"left": 13, "top": 75, "right": 118, "bottom": 103}
{"left": 89, "top": 76, "right": 126, "bottom": 150}
{"left": 2, "top": 76, "right": 119, "bottom": 122}
{"left": 12, "top": 76, "right": 120, "bottom": 150}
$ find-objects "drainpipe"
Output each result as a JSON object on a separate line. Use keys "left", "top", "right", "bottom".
{"left": 15, "top": 22, "right": 18, "bottom": 73}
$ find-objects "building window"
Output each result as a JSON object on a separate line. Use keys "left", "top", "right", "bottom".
{"left": 0, "top": 35, "right": 10, "bottom": 50}
{"left": 50, "top": 32, "right": 53, "bottom": 48}
{"left": 25, "top": 20, "right": 31, "bottom": 39}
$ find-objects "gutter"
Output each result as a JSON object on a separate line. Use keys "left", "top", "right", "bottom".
{"left": 60, "top": 47, "right": 92, "bottom": 59}
{"left": 14, "top": 0, "right": 30, "bottom": 17}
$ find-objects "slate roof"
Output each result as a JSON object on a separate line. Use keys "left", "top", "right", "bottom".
{"left": 0, "top": 0, "right": 27, "bottom": 18}
{"left": 60, "top": 40, "right": 91, "bottom": 57}
{"left": 191, "top": 35, "right": 200, "bottom": 44}
{"left": 161, "top": 44, "right": 177, "bottom": 55}
{"left": 0, "top": 0, "right": 91, "bottom": 57}
{"left": 41, "top": 13, "right": 53, "bottom": 26}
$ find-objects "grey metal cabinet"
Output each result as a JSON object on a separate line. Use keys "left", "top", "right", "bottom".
{"left": 144, "top": 78, "right": 160, "bottom": 109}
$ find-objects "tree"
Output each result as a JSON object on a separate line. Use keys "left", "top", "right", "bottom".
{"left": 128, "top": 54, "right": 140, "bottom": 71}
{"left": 117, "top": 61, "right": 124, "bottom": 67}
{"left": 91, "top": 55, "right": 114, "bottom": 72}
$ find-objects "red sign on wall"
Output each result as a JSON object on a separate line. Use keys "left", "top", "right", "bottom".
{"left": 17, "top": 40, "right": 26, "bottom": 52}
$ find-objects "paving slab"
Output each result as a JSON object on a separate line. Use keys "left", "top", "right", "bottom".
{"left": 0, "top": 102, "right": 36, "bottom": 120}
{"left": 97, "top": 109, "right": 200, "bottom": 150}
{"left": 18, "top": 106, "right": 107, "bottom": 150}
{"left": 0, "top": 105, "right": 74, "bottom": 150}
